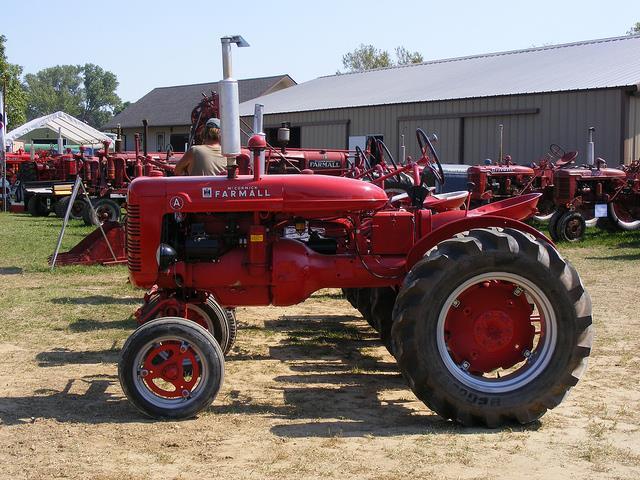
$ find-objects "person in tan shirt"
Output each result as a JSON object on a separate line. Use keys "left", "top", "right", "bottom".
{"left": 174, "top": 118, "right": 227, "bottom": 176}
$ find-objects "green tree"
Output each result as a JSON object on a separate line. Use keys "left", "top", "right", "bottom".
{"left": 113, "top": 100, "right": 131, "bottom": 116}
{"left": 628, "top": 22, "right": 640, "bottom": 35}
{"left": 395, "top": 46, "right": 424, "bottom": 65}
{"left": 24, "top": 65, "right": 84, "bottom": 119}
{"left": 0, "top": 35, "right": 27, "bottom": 130}
{"left": 24, "top": 63, "right": 122, "bottom": 128}
{"left": 339, "top": 44, "right": 424, "bottom": 73}
{"left": 81, "top": 64, "right": 122, "bottom": 128}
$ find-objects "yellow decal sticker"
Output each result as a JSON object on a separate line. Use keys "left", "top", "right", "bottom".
{"left": 250, "top": 234, "right": 264, "bottom": 242}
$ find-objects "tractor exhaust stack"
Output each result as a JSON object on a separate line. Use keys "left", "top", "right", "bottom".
{"left": 219, "top": 35, "right": 249, "bottom": 177}
{"left": 586, "top": 127, "right": 595, "bottom": 167}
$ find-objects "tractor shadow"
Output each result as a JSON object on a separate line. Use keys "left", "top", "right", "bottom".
{"left": 50, "top": 295, "right": 142, "bottom": 306}
{"left": 35, "top": 345, "right": 121, "bottom": 367}
{"left": 0, "top": 266, "right": 23, "bottom": 275}
{"left": 0, "top": 375, "right": 139, "bottom": 425}
{"left": 222, "top": 314, "right": 534, "bottom": 437}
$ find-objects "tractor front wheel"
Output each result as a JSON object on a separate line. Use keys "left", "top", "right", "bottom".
{"left": 137, "top": 294, "right": 236, "bottom": 355}
{"left": 84, "top": 198, "right": 121, "bottom": 226}
{"left": 391, "top": 228, "right": 592, "bottom": 427}
{"left": 557, "top": 211, "right": 586, "bottom": 242}
{"left": 119, "top": 317, "right": 224, "bottom": 419}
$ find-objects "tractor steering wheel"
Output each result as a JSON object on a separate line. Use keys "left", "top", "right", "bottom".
{"left": 549, "top": 144, "right": 565, "bottom": 159}
{"left": 355, "top": 146, "right": 372, "bottom": 171}
{"left": 375, "top": 139, "right": 398, "bottom": 170}
{"left": 416, "top": 128, "right": 445, "bottom": 186}
{"left": 555, "top": 151, "right": 578, "bottom": 168}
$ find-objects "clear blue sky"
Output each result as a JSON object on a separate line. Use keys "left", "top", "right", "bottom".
{"left": 2, "top": 0, "right": 638, "bottom": 102}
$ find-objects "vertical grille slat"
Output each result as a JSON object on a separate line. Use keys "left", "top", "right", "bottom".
{"left": 127, "top": 205, "right": 142, "bottom": 272}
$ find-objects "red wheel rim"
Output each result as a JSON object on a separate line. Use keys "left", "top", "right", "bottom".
{"left": 445, "top": 280, "right": 536, "bottom": 374}
{"left": 140, "top": 340, "right": 201, "bottom": 398}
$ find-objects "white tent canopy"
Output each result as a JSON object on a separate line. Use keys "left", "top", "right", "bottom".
{"left": 6, "top": 111, "right": 111, "bottom": 145}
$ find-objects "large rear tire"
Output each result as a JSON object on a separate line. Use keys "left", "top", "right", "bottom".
{"left": 607, "top": 200, "right": 640, "bottom": 231}
{"left": 54, "top": 196, "right": 87, "bottom": 220}
{"left": 119, "top": 317, "right": 224, "bottom": 419}
{"left": 27, "top": 195, "right": 50, "bottom": 217}
{"left": 355, "top": 288, "right": 376, "bottom": 330}
{"left": 392, "top": 228, "right": 592, "bottom": 427}
{"left": 370, "top": 287, "right": 397, "bottom": 354}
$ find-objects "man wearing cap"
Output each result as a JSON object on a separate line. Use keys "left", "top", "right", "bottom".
{"left": 174, "top": 118, "right": 226, "bottom": 175}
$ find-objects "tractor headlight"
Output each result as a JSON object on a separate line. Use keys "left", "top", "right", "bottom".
{"left": 156, "top": 243, "right": 177, "bottom": 271}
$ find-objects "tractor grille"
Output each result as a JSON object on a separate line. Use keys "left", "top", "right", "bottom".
{"left": 556, "top": 176, "right": 572, "bottom": 202}
{"left": 126, "top": 204, "right": 142, "bottom": 272}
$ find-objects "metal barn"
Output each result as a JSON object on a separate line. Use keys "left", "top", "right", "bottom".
{"left": 240, "top": 35, "right": 640, "bottom": 166}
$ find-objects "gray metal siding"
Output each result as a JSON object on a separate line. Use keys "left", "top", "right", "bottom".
{"left": 627, "top": 94, "right": 640, "bottom": 162}
{"left": 248, "top": 89, "right": 626, "bottom": 166}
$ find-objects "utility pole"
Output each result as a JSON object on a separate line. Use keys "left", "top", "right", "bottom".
{"left": 1, "top": 77, "right": 7, "bottom": 213}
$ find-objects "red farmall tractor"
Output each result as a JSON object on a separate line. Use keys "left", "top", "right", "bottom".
{"left": 116, "top": 37, "right": 593, "bottom": 428}
{"left": 606, "top": 159, "right": 640, "bottom": 230}
{"left": 546, "top": 129, "right": 630, "bottom": 241}
{"left": 466, "top": 143, "right": 578, "bottom": 222}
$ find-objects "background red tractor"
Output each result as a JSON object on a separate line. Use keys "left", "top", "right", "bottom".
{"left": 116, "top": 36, "right": 593, "bottom": 428}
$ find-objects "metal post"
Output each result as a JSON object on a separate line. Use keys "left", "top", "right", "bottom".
{"left": 58, "top": 127, "right": 63, "bottom": 154}
{"left": 1, "top": 80, "right": 6, "bottom": 213}
{"left": 498, "top": 124, "right": 504, "bottom": 164}
{"left": 587, "top": 127, "right": 595, "bottom": 167}
{"left": 400, "top": 134, "right": 406, "bottom": 166}
{"left": 253, "top": 103, "right": 265, "bottom": 176}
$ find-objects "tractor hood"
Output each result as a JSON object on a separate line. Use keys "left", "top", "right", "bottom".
{"left": 128, "top": 174, "right": 389, "bottom": 216}
{"left": 468, "top": 164, "right": 535, "bottom": 175}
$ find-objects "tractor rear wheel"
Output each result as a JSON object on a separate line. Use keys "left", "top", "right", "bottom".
{"left": 370, "top": 287, "right": 397, "bottom": 354}
{"left": 391, "top": 228, "right": 592, "bottom": 427}
{"left": 342, "top": 288, "right": 358, "bottom": 309}
{"left": 608, "top": 200, "right": 640, "bottom": 231}
{"left": 532, "top": 198, "right": 555, "bottom": 223}
{"left": 27, "top": 195, "right": 50, "bottom": 217}
{"left": 355, "top": 288, "right": 376, "bottom": 330}
{"left": 55, "top": 196, "right": 87, "bottom": 220}
{"left": 548, "top": 209, "right": 563, "bottom": 242}
{"left": 84, "top": 198, "right": 121, "bottom": 226}
{"left": 118, "top": 317, "right": 224, "bottom": 419}
{"left": 557, "top": 211, "right": 586, "bottom": 242}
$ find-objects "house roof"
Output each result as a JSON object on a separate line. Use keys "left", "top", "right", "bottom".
{"left": 7, "top": 111, "right": 113, "bottom": 145}
{"left": 105, "top": 75, "right": 295, "bottom": 128}
{"left": 239, "top": 34, "right": 640, "bottom": 116}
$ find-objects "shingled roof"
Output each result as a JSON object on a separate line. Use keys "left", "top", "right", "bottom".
{"left": 239, "top": 34, "right": 640, "bottom": 116}
{"left": 105, "top": 75, "right": 295, "bottom": 128}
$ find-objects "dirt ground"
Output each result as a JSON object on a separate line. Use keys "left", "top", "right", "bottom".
{"left": 0, "top": 244, "right": 639, "bottom": 479}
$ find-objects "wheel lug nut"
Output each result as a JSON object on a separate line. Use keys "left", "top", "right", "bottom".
{"left": 523, "top": 349, "right": 532, "bottom": 359}
{"left": 182, "top": 389, "right": 190, "bottom": 398}
{"left": 180, "top": 342, "right": 189, "bottom": 353}
{"left": 513, "top": 287, "right": 523, "bottom": 297}
{"left": 140, "top": 369, "right": 149, "bottom": 378}
{"left": 452, "top": 299, "right": 461, "bottom": 308}
{"left": 461, "top": 361, "right": 470, "bottom": 371}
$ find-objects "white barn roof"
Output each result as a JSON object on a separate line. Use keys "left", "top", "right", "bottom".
{"left": 7, "top": 111, "right": 112, "bottom": 144}
{"left": 240, "top": 34, "right": 640, "bottom": 116}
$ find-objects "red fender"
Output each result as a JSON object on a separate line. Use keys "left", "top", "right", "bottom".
{"left": 406, "top": 215, "right": 553, "bottom": 271}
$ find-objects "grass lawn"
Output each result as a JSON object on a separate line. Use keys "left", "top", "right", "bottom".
{"left": 0, "top": 211, "right": 639, "bottom": 479}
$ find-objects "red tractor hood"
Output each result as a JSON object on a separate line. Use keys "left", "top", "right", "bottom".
{"left": 468, "top": 164, "right": 535, "bottom": 175}
{"left": 128, "top": 174, "right": 389, "bottom": 216}
{"left": 554, "top": 167, "right": 626, "bottom": 179}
